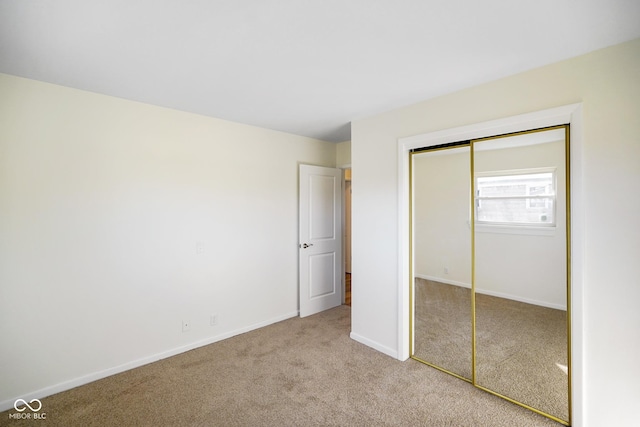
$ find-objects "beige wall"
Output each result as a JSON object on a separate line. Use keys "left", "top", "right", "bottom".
{"left": 351, "top": 38, "right": 640, "bottom": 426}
{"left": 0, "top": 74, "right": 336, "bottom": 407}
{"left": 336, "top": 140, "right": 352, "bottom": 167}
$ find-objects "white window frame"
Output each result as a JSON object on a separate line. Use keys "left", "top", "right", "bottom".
{"left": 475, "top": 167, "right": 557, "bottom": 234}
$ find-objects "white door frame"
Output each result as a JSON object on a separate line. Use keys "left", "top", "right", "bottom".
{"left": 397, "top": 103, "right": 584, "bottom": 426}
{"left": 341, "top": 165, "right": 352, "bottom": 279}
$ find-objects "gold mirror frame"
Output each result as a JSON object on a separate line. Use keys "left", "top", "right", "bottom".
{"left": 410, "top": 125, "right": 572, "bottom": 426}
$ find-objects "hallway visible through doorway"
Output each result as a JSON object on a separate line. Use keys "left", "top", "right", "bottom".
{"left": 345, "top": 273, "right": 351, "bottom": 306}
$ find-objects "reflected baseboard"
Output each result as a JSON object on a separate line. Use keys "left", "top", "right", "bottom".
{"left": 415, "top": 274, "right": 566, "bottom": 311}
{"left": 476, "top": 288, "right": 566, "bottom": 311}
{"left": 415, "top": 274, "right": 470, "bottom": 288}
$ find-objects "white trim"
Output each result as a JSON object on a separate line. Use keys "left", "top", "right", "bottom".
{"left": 568, "top": 104, "right": 584, "bottom": 427}
{"left": 350, "top": 332, "right": 398, "bottom": 359}
{"left": 0, "top": 311, "right": 299, "bottom": 412}
{"left": 399, "top": 104, "right": 580, "bottom": 149}
{"left": 475, "top": 166, "right": 557, "bottom": 177}
{"left": 398, "top": 103, "right": 583, "bottom": 426}
{"left": 397, "top": 137, "right": 411, "bottom": 361}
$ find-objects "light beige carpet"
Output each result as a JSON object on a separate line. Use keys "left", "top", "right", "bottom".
{"left": 476, "top": 292, "right": 568, "bottom": 421}
{"left": 1, "top": 305, "right": 560, "bottom": 427}
{"left": 414, "top": 278, "right": 473, "bottom": 379}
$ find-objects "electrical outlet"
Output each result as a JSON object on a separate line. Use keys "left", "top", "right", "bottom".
{"left": 444, "top": 267, "right": 449, "bottom": 275}
{"left": 196, "top": 241, "right": 205, "bottom": 254}
{"left": 210, "top": 314, "right": 218, "bottom": 326}
{"left": 182, "top": 319, "right": 191, "bottom": 332}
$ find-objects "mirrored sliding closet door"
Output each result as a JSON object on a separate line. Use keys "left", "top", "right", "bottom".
{"left": 410, "top": 126, "right": 571, "bottom": 426}
{"left": 411, "top": 144, "right": 472, "bottom": 380}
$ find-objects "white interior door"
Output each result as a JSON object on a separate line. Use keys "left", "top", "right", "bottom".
{"left": 299, "top": 165, "right": 343, "bottom": 317}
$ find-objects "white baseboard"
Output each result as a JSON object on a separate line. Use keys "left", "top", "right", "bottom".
{"left": 350, "top": 332, "right": 398, "bottom": 359}
{"left": 0, "top": 310, "right": 299, "bottom": 412}
{"left": 415, "top": 274, "right": 566, "bottom": 311}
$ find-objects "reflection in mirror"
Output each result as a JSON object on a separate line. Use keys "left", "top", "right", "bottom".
{"left": 412, "top": 145, "right": 472, "bottom": 380}
{"left": 473, "top": 128, "right": 569, "bottom": 423}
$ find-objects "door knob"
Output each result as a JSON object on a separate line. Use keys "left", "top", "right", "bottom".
{"left": 301, "top": 243, "right": 314, "bottom": 249}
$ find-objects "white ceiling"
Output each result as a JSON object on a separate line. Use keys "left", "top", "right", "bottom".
{"left": 1, "top": 1, "right": 639, "bottom": 142}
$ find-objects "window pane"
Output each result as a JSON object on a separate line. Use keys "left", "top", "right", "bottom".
{"left": 477, "top": 173, "right": 553, "bottom": 197}
{"left": 477, "top": 198, "right": 555, "bottom": 224}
